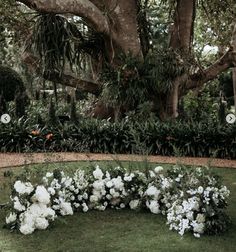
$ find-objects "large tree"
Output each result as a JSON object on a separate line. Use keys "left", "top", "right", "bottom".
{"left": 12, "top": 0, "right": 236, "bottom": 119}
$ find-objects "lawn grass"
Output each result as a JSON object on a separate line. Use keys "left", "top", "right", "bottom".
{"left": 0, "top": 161, "right": 236, "bottom": 252}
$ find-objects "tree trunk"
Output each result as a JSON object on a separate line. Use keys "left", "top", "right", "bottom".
{"left": 160, "top": 0, "right": 196, "bottom": 120}
{"left": 233, "top": 68, "right": 236, "bottom": 113}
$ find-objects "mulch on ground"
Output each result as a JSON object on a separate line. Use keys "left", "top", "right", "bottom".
{"left": 0, "top": 153, "right": 235, "bottom": 169}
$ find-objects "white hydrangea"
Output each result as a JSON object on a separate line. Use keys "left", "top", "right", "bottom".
{"left": 35, "top": 217, "right": 49, "bottom": 230}
{"left": 19, "top": 203, "right": 56, "bottom": 235}
{"left": 129, "top": 200, "right": 140, "bottom": 210}
{"left": 13, "top": 196, "right": 26, "bottom": 212}
{"left": 112, "top": 176, "right": 124, "bottom": 190}
{"left": 154, "top": 166, "right": 163, "bottom": 173}
{"left": 14, "top": 181, "right": 34, "bottom": 195}
{"left": 106, "top": 180, "right": 113, "bottom": 188}
{"left": 146, "top": 200, "right": 160, "bottom": 214}
{"left": 47, "top": 187, "right": 56, "bottom": 195}
{"left": 19, "top": 224, "right": 35, "bottom": 235}
{"left": 93, "top": 180, "right": 105, "bottom": 191}
{"left": 34, "top": 186, "right": 51, "bottom": 205}
{"left": 82, "top": 203, "right": 89, "bottom": 212}
{"left": 60, "top": 202, "right": 73, "bottom": 216}
{"left": 145, "top": 186, "right": 161, "bottom": 200}
{"left": 124, "top": 173, "right": 134, "bottom": 182}
{"left": 90, "top": 195, "right": 99, "bottom": 203}
{"left": 93, "top": 166, "right": 103, "bottom": 180}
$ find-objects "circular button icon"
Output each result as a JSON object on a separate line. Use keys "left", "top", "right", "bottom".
{"left": 226, "top": 113, "right": 236, "bottom": 124}
{"left": 1, "top": 114, "right": 11, "bottom": 124}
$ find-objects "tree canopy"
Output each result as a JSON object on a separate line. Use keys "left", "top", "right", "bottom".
{"left": 1, "top": 0, "right": 236, "bottom": 119}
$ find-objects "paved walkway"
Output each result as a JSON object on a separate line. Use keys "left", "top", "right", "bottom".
{"left": 0, "top": 153, "right": 236, "bottom": 169}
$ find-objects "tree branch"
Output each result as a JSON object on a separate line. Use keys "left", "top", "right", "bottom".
{"left": 44, "top": 71, "right": 101, "bottom": 96}
{"left": 22, "top": 50, "right": 101, "bottom": 96}
{"left": 186, "top": 49, "right": 236, "bottom": 90}
{"left": 17, "top": 0, "right": 109, "bottom": 34}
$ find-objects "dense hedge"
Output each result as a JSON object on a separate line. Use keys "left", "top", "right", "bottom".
{"left": 0, "top": 119, "right": 235, "bottom": 159}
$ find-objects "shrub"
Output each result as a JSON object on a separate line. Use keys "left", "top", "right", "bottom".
{"left": 0, "top": 118, "right": 235, "bottom": 159}
{"left": 0, "top": 66, "right": 26, "bottom": 102}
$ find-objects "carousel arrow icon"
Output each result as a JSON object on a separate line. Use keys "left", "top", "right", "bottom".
{"left": 226, "top": 113, "right": 236, "bottom": 124}
{"left": 1, "top": 114, "right": 11, "bottom": 124}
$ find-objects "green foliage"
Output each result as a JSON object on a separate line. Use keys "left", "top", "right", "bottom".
{"left": 70, "top": 98, "right": 78, "bottom": 124}
{"left": 219, "top": 71, "right": 234, "bottom": 106}
{"left": 0, "top": 117, "right": 235, "bottom": 158}
{"left": 14, "top": 89, "right": 28, "bottom": 118}
{"left": 101, "top": 49, "right": 194, "bottom": 111}
{"left": 31, "top": 13, "right": 105, "bottom": 73}
{"left": 101, "top": 54, "right": 148, "bottom": 109}
{"left": 48, "top": 98, "right": 58, "bottom": 126}
{"left": 0, "top": 66, "right": 25, "bottom": 102}
{"left": 0, "top": 93, "right": 7, "bottom": 114}
{"left": 144, "top": 48, "right": 194, "bottom": 93}
{"left": 31, "top": 14, "right": 80, "bottom": 72}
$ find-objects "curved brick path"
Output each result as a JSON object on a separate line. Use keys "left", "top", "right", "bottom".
{"left": 0, "top": 153, "right": 235, "bottom": 169}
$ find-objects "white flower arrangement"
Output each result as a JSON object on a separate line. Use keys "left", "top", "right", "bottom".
{"left": 5, "top": 164, "right": 230, "bottom": 237}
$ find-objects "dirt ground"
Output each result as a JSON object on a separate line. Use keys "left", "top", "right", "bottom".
{"left": 0, "top": 153, "right": 235, "bottom": 169}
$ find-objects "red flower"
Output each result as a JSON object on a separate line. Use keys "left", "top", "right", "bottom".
{"left": 46, "top": 133, "right": 53, "bottom": 140}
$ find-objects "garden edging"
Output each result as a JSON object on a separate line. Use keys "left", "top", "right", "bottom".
{"left": 0, "top": 153, "right": 236, "bottom": 169}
